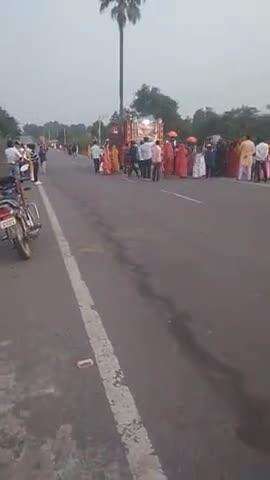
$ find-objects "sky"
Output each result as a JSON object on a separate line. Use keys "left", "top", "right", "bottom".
{"left": 1, "top": 0, "right": 270, "bottom": 126}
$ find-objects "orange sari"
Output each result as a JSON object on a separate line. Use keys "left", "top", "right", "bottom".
{"left": 102, "top": 146, "right": 112, "bottom": 174}
{"left": 175, "top": 144, "right": 188, "bottom": 178}
{"left": 111, "top": 146, "right": 120, "bottom": 173}
{"left": 163, "top": 142, "right": 174, "bottom": 176}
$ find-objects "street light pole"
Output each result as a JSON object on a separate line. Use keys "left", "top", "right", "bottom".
{"left": 98, "top": 118, "right": 101, "bottom": 146}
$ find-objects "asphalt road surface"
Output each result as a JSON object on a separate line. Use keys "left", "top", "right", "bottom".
{"left": 1, "top": 150, "right": 270, "bottom": 480}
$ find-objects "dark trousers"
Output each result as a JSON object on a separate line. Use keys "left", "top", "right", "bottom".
{"left": 93, "top": 158, "right": 100, "bottom": 174}
{"left": 128, "top": 161, "right": 140, "bottom": 177}
{"left": 138, "top": 161, "right": 144, "bottom": 177}
{"left": 33, "top": 162, "right": 39, "bottom": 182}
{"left": 140, "top": 160, "right": 147, "bottom": 178}
{"left": 206, "top": 164, "right": 213, "bottom": 178}
{"left": 152, "top": 163, "right": 161, "bottom": 182}
{"left": 251, "top": 162, "right": 256, "bottom": 181}
{"left": 146, "top": 158, "right": 152, "bottom": 179}
{"left": 254, "top": 161, "right": 267, "bottom": 182}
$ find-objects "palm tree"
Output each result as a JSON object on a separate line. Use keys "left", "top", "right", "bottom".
{"left": 99, "top": 0, "right": 144, "bottom": 121}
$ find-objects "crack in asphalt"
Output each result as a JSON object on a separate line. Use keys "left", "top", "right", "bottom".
{"left": 50, "top": 177, "right": 270, "bottom": 455}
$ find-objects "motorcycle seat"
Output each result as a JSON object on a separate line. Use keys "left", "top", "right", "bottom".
{"left": 0, "top": 198, "right": 19, "bottom": 208}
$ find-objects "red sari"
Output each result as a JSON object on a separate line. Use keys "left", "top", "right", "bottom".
{"left": 163, "top": 142, "right": 174, "bottom": 176}
{"left": 226, "top": 141, "right": 240, "bottom": 178}
{"left": 175, "top": 144, "right": 188, "bottom": 178}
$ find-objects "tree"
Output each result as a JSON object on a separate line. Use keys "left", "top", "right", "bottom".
{"left": 0, "top": 107, "right": 20, "bottom": 138}
{"left": 220, "top": 106, "right": 258, "bottom": 138}
{"left": 193, "top": 107, "right": 221, "bottom": 138}
{"left": 99, "top": 0, "right": 145, "bottom": 120}
{"left": 90, "top": 120, "right": 108, "bottom": 143}
{"left": 24, "top": 123, "right": 44, "bottom": 139}
{"left": 132, "top": 84, "right": 183, "bottom": 132}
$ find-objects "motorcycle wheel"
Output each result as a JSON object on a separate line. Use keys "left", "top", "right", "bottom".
{"left": 14, "top": 220, "right": 31, "bottom": 260}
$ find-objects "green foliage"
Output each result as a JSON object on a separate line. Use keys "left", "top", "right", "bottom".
{"left": 132, "top": 85, "right": 178, "bottom": 124}
{"left": 193, "top": 108, "right": 222, "bottom": 138}
{"left": 131, "top": 84, "right": 192, "bottom": 135}
{"left": 99, "top": 0, "right": 144, "bottom": 27}
{"left": 131, "top": 86, "right": 270, "bottom": 140}
{"left": 90, "top": 121, "right": 108, "bottom": 143}
{"left": 192, "top": 105, "right": 270, "bottom": 140}
{"left": 22, "top": 92, "right": 270, "bottom": 149}
{"left": 0, "top": 107, "right": 20, "bottom": 138}
{"left": 24, "top": 123, "right": 44, "bottom": 139}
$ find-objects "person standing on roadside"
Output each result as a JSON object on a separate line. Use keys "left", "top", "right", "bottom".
{"left": 128, "top": 141, "right": 140, "bottom": 178}
{"left": 163, "top": 140, "right": 174, "bottom": 177}
{"left": 122, "top": 143, "right": 130, "bottom": 174}
{"left": 4, "top": 140, "right": 21, "bottom": 177}
{"left": 90, "top": 141, "right": 101, "bottom": 174}
{"left": 238, "top": 135, "right": 256, "bottom": 181}
{"left": 175, "top": 142, "right": 188, "bottom": 178}
{"left": 254, "top": 138, "right": 268, "bottom": 183}
{"left": 151, "top": 141, "right": 162, "bottom": 182}
{"left": 71, "top": 143, "right": 78, "bottom": 159}
{"left": 138, "top": 140, "right": 144, "bottom": 177}
{"left": 204, "top": 144, "right": 216, "bottom": 178}
{"left": 111, "top": 145, "right": 120, "bottom": 173}
{"left": 28, "top": 143, "right": 41, "bottom": 185}
{"left": 39, "top": 144, "right": 47, "bottom": 174}
{"left": 140, "top": 137, "right": 153, "bottom": 179}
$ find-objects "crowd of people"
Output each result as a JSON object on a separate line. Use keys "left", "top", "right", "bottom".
{"left": 88, "top": 135, "right": 270, "bottom": 183}
{"left": 4, "top": 140, "right": 48, "bottom": 185}
{"left": 4, "top": 135, "right": 270, "bottom": 186}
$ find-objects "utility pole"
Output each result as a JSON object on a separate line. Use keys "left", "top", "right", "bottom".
{"left": 64, "top": 128, "right": 67, "bottom": 145}
{"left": 98, "top": 118, "right": 102, "bottom": 146}
{"left": 98, "top": 114, "right": 108, "bottom": 145}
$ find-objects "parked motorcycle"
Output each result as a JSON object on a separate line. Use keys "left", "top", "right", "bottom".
{"left": 0, "top": 164, "right": 41, "bottom": 260}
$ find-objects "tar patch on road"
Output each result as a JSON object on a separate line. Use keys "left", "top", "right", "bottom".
{"left": 86, "top": 206, "right": 270, "bottom": 456}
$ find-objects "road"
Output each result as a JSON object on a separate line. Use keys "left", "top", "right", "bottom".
{"left": 1, "top": 150, "right": 270, "bottom": 479}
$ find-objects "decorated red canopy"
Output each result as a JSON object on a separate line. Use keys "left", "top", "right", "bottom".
{"left": 186, "top": 136, "right": 198, "bottom": 144}
{"left": 167, "top": 130, "right": 178, "bottom": 138}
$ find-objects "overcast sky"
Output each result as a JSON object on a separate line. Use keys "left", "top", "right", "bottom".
{"left": 1, "top": 0, "right": 270, "bottom": 126}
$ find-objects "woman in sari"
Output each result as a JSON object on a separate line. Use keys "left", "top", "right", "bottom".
{"left": 111, "top": 145, "right": 120, "bottom": 173}
{"left": 102, "top": 142, "right": 112, "bottom": 175}
{"left": 227, "top": 140, "right": 240, "bottom": 178}
{"left": 163, "top": 141, "right": 174, "bottom": 176}
{"left": 175, "top": 143, "right": 188, "bottom": 178}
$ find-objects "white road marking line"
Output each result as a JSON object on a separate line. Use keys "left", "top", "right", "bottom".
{"left": 161, "top": 189, "right": 203, "bottom": 204}
{"left": 38, "top": 185, "right": 167, "bottom": 480}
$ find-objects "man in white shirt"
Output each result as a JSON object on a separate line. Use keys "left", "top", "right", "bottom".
{"left": 4, "top": 140, "right": 22, "bottom": 178}
{"left": 151, "top": 140, "right": 162, "bottom": 182}
{"left": 254, "top": 139, "right": 268, "bottom": 183}
{"left": 139, "top": 137, "right": 154, "bottom": 179}
{"left": 90, "top": 141, "right": 102, "bottom": 174}
{"left": 5, "top": 140, "right": 21, "bottom": 165}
